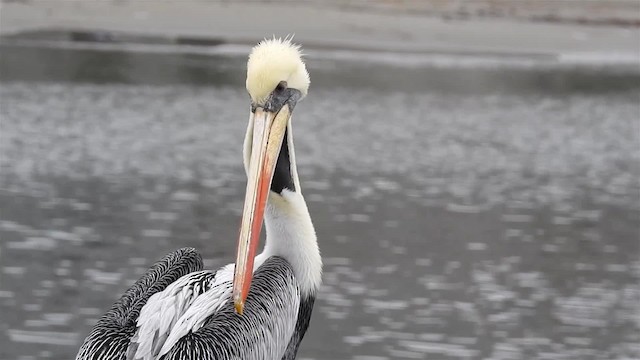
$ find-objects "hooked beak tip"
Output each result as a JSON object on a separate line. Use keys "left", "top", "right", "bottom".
{"left": 234, "top": 300, "right": 244, "bottom": 315}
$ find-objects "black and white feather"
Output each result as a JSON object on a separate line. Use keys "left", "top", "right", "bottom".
{"left": 156, "top": 256, "right": 314, "bottom": 360}
{"left": 75, "top": 247, "right": 204, "bottom": 360}
{"left": 127, "top": 269, "right": 220, "bottom": 359}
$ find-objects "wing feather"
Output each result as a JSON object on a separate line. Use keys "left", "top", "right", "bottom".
{"left": 161, "top": 256, "right": 301, "bottom": 360}
{"left": 76, "top": 247, "right": 203, "bottom": 360}
{"left": 158, "top": 264, "right": 235, "bottom": 355}
{"left": 127, "top": 270, "right": 219, "bottom": 360}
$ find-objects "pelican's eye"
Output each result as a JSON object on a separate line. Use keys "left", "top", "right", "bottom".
{"left": 275, "top": 81, "right": 288, "bottom": 92}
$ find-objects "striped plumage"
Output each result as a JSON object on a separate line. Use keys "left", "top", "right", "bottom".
{"left": 75, "top": 248, "right": 204, "bottom": 360}
{"left": 151, "top": 257, "right": 315, "bottom": 360}
{"left": 76, "top": 251, "right": 316, "bottom": 360}
{"left": 128, "top": 270, "right": 221, "bottom": 358}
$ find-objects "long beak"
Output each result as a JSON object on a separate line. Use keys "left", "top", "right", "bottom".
{"left": 232, "top": 104, "right": 291, "bottom": 315}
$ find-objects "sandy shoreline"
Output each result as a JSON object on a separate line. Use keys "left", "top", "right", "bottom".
{"left": 1, "top": 1, "right": 639, "bottom": 60}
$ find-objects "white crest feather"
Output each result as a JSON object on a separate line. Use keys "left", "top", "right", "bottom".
{"left": 246, "top": 36, "right": 310, "bottom": 104}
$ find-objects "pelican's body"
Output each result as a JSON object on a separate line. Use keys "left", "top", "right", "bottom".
{"left": 76, "top": 38, "right": 321, "bottom": 360}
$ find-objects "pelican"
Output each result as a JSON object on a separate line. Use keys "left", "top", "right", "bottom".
{"left": 76, "top": 38, "right": 322, "bottom": 360}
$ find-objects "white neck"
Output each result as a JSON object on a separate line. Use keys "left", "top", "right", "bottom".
{"left": 261, "top": 190, "right": 322, "bottom": 296}
{"left": 256, "top": 120, "right": 321, "bottom": 296}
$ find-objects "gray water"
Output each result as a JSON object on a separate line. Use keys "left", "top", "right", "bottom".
{"left": 0, "top": 44, "right": 639, "bottom": 360}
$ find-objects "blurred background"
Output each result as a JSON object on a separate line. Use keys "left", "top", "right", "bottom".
{"left": 1, "top": 1, "right": 639, "bottom": 359}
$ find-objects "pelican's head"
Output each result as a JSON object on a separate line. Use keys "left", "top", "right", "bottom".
{"left": 246, "top": 37, "right": 310, "bottom": 105}
{"left": 233, "top": 38, "right": 310, "bottom": 315}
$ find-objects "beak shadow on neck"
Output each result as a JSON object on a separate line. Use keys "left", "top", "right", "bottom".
{"left": 271, "top": 127, "right": 295, "bottom": 194}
